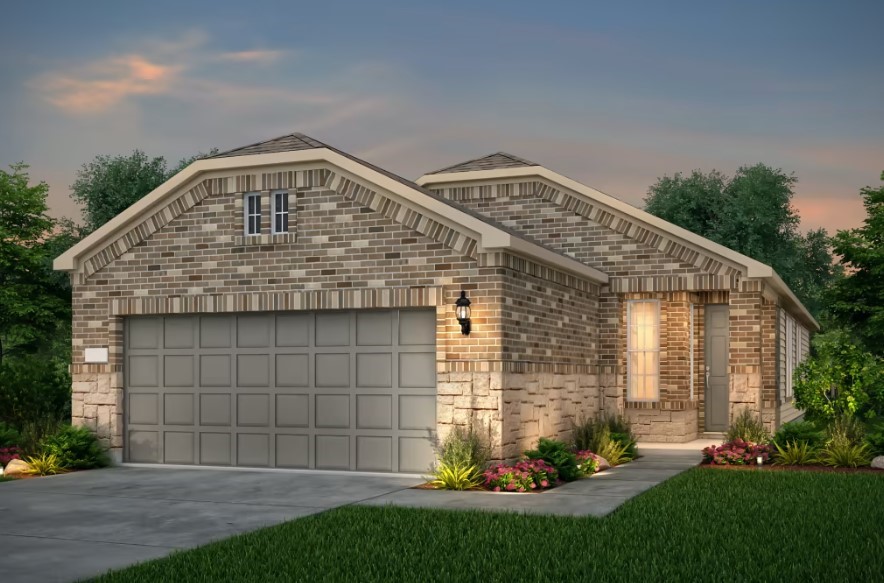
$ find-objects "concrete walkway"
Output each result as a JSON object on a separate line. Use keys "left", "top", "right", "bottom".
{"left": 0, "top": 466, "right": 422, "bottom": 583}
{"left": 360, "top": 443, "right": 701, "bottom": 517}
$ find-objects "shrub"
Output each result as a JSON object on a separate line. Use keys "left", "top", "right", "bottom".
{"left": 596, "top": 439, "right": 633, "bottom": 467}
{"left": 773, "top": 420, "right": 824, "bottom": 448}
{"left": 0, "top": 446, "right": 21, "bottom": 467}
{"left": 0, "top": 353, "right": 71, "bottom": 432}
{"left": 431, "top": 462, "right": 482, "bottom": 491}
{"left": 24, "top": 452, "right": 65, "bottom": 476}
{"left": 40, "top": 425, "right": 109, "bottom": 469}
{"left": 524, "top": 437, "right": 580, "bottom": 481}
{"left": 0, "top": 422, "right": 20, "bottom": 448}
{"left": 436, "top": 425, "right": 491, "bottom": 472}
{"left": 483, "top": 459, "right": 558, "bottom": 492}
{"left": 725, "top": 409, "right": 771, "bottom": 444}
{"left": 819, "top": 438, "right": 873, "bottom": 468}
{"left": 793, "top": 329, "right": 884, "bottom": 422}
{"left": 18, "top": 417, "right": 65, "bottom": 457}
{"left": 702, "top": 439, "right": 772, "bottom": 465}
{"left": 571, "top": 414, "right": 637, "bottom": 460}
{"left": 863, "top": 419, "right": 884, "bottom": 456}
{"left": 825, "top": 414, "right": 866, "bottom": 446}
{"left": 772, "top": 441, "right": 818, "bottom": 466}
{"left": 574, "top": 450, "right": 599, "bottom": 476}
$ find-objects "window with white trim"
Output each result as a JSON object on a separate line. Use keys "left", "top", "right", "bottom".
{"left": 272, "top": 190, "right": 289, "bottom": 234}
{"left": 244, "top": 192, "right": 261, "bottom": 236}
{"left": 627, "top": 300, "right": 660, "bottom": 401}
{"left": 785, "top": 317, "right": 798, "bottom": 401}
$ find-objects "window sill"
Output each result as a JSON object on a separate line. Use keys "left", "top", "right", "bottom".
{"left": 625, "top": 400, "right": 698, "bottom": 411}
{"left": 234, "top": 233, "right": 298, "bottom": 246}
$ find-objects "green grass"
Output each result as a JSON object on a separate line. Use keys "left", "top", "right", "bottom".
{"left": 91, "top": 469, "right": 884, "bottom": 583}
{"left": 0, "top": 475, "right": 18, "bottom": 482}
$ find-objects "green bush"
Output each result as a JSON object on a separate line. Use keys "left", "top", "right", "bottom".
{"left": 793, "top": 329, "right": 884, "bottom": 422}
{"left": 863, "top": 419, "right": 884, "bottom": 456}
{"left": 0, "top": 353, "right": 71, "bottom": 432}
{"left": 825, "top": 414, "right": 866, "bottom": 446}
{"left": 819, "top": 438, "right": 873, "bottom": 468}
{"left": 40, "top": 425, "right": 109, "bottom": 469}
{"left": 772, "top": 441, "right": 818, "bottom": 466}
{"left": 24, "top": 452, "right": 66, "bottom": 476}
{"left": 773, "top": 420, "right": 824, "bottom": 448}
{"left": 725, "top": 409, "right": 771, "bottom": 444}
{"left": 0, "top": 421, "right": 20, "bottom": 448}
{"left": 524, "top": 437, "right": 580, "bottom": 482}
{"left": 571, "top": 414, "right": 637, "bottom": 460}
{"left": 596, "top": 439, "right": 632, "bottom": 467}
{"left": 436, "top": 425, "right": 491, "bottom": 472}
{"left": 18, "top": 417, "right": 65, "bottom": 457}
{"left": 431, "top": 462, "right": 482, "bottom": 490}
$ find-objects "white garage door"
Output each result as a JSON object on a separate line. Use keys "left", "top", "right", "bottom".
{"left": 124, "top": 310, "right": 437, "bottom": 472}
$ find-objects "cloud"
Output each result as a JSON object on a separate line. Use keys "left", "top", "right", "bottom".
{"left": 33, "top": 54, "right": 183, "bottom": 114}
{"left": 217, "top": 49, "right": 288, "bottom": 64}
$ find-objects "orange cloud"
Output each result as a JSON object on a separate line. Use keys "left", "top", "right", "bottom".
{"left": 35, "top": 54, "right": 183, "bottom": 114}
{"left": 218, "top": 50, "right": 287, "bottom": 64}
{"left": 793, "top": 195, "right": 865, "bottom": 233}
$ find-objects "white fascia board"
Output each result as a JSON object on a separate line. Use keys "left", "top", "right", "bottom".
{"left": 420, "top": 166, "right": 818, "bottom": 329}
{"left": 54, "top": 149, "right": 607, "bottom": 286}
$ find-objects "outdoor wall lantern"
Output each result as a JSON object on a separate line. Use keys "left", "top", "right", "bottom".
{"left": 455, "top": 291, "right": 472, "bottom": 335}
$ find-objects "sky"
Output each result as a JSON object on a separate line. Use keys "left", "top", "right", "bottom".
{"left": 2, "top": 1, "right": 882, "bottom": 234}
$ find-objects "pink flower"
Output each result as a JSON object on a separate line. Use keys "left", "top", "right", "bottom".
{"left": 493, "top": 486, "right": 500, "bottom": 492}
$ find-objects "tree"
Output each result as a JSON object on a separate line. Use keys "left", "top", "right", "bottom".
{"left": 828, "top": 171, "right": 884, "bottom": 354}
{"left": 71, "top": 148, "right": 218, "bottom": 233}
{"left": 644, "top": 164, "right": 837, "bottom": 319}
{"left": 0, "top": 164, "right": 70, "bottom": 362}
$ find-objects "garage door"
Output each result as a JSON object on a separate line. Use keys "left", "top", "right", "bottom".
{"left": 124, "top": 310, "right": 437, "bottom": 473}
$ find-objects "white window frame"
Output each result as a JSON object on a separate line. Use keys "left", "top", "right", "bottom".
{"left": 244, "top": 192, "right": 261, "bottom": 236}
{"left": 785, "top": 315, "right": 795, "bottom": 401}
{"left": 271, "top": 190, "right": 289, "bottom": 234}
{"left": 689, "top": 303, "right": 695, "bottom": 400}
{"left": 626, "top": 299, "right": 661, "bottom": 402}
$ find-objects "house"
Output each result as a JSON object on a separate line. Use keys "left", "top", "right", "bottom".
{"left": 53, "top": 133, "right": 817, "bottom": 471}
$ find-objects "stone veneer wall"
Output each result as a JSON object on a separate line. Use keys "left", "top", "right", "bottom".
{"left": 68, "top": 163, "right": 602, "bottom": 462}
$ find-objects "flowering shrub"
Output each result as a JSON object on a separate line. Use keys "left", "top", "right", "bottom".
{"left": 0, "top": 446, "right": 21, "bottom": 467}
{"left": 483, "top": 459, "right": 559, "bottom": 492}
{"left": 702, "top": 439, "right": 772, "bottom": 465}
{"left": 575, "top": 450, "right": 600, "bottom": 475}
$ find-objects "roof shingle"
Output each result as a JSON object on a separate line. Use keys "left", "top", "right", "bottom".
{"left": 426, "top": 152, "right": 539, "bottom": 175}
{"left": 210, "top": 133, "right": 325, "bottom": 158}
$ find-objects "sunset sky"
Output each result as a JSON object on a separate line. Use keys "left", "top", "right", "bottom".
{"left": 2, "top": 1, "right": 882, "bottom": 234}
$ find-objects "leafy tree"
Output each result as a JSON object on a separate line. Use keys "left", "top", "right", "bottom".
{"left": 645, "top": 164, "right": 837, "bottom": 318}
{"left": 793, "top": 329, "right": 884, "bottom": 422}
{"left": 829, "top": 172, "right": 884, "bottom": 355}
{"left": 0, "top": 164, "right": 70, "bottom": 362}
{"left": 72, "top": 148, "right": 218, "bottom": 233}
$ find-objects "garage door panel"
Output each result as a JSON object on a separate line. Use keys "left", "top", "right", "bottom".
{"left": 399, "top": 353, "right": 435, "bottom": 388}
{"left": 164, "top": 355, "right": 194, "bottom": 387}
{"left": 200, "top": 394, "right": 231, "bottom": 426}
{"left": 357, "top": 436, "right": 392, "bottom": 471}
{"left": 128, "top": 431, "right": 159, "bottom": 462}
{"left": 276, "top": 394, "right": 309, "bottom": 427}
{"left": 200, "top": 432, "right": 231, "bottom": 465}
{"left": 276, "top": 354, "right": 309, "bottom": 386}
{"left": 126, "top": 310, "right": 436, "bottom": 472}
{"left": 164, "top": 432, "right": 195, "bottom": 464}
{"left": 276, "top": 434, "right": 309, "bottom": 468}
{"left": 237, "top": 354, "right": 269, "bottom": 387}
{"left": 164, "top": 393, "right": 194, "bottom": 425}
{"left": 129, "top": 394, "right": 158, "bottom": 425}
{"left": 128, "top": 356, "right": 159, "bottom": 387}
{"left": 356, "top": 353, "right": 392, "bottom": 388}
{"left": 316, "top": 435, "right": 349, "bottom": 469}
{"left": 237, "top": 314, "right": 271, "bottom": 348}
{"left": 200, "top": 355, "right": 231, "bottom": 387}
{"left": 237, "top": 394, "right": 270, "bottom": 427}
{"left": 356, "top": 312, "right": 392, "bottom": 346}
{"left": 315, "top": 394, "right": 350, "bottom": 428}
{"left": 399, "top": 311, "right": 435, "bottom": 345}
{"left": 237, "top": 434, "right": 270, "bottom": 467}
{"left": 200, "top": 317, "right": 231, "bottom": 348}
{"left": 129, "top": 318, "right": 160, "bottom": 349}
{"left": 276, "top": 313, "right": 310, "bottom": 347}
{"left": 315, "top": 353, "right": 350, "bottom": 387}
{"left": 164, "top": 318, "right": 194, "bottom": 349}
{"left": 357, "top": 395, "right": 392, "bottom": 429}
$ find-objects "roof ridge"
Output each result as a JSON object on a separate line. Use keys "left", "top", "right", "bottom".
{"left": 210, "top": 132, "right": 326, "bottom": 158}
{"left": 426, "top": 151, "right": 540, "bottom": 175}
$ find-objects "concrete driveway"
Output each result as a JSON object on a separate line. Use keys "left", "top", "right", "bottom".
{"left": 0, "top": 466, "right": 423, "bottom": 583}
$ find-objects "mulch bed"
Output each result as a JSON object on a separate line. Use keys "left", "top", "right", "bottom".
{"left": 699, "top": 463, "right": 884, "bottom": 475}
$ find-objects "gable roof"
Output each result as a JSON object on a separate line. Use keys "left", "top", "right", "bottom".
{"left": 427, "top": 152, "right": 539, "bottom": 175}
{"left": 54, "top": 134, "right": 608, "bottom": 286}
{"left": 416, "top": 162, "right": 819, "bottom": 330}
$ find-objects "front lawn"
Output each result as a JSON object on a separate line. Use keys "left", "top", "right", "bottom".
{"left": 92, "top": 469, "right": 884, "bottom": 582}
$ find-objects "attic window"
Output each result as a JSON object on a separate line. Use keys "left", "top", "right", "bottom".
{"left": 244, "top": 192, "right": 261, "bottom": 236}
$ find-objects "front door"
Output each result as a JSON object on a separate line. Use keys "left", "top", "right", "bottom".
{"left": 704, "top": 305, "right": 729, "bottom": 431}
